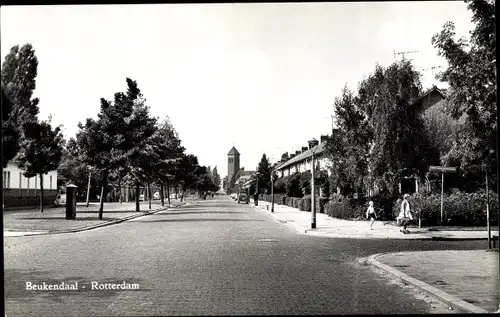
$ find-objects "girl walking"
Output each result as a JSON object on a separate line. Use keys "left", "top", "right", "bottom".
{"left": 366, "top": 201, "right": 378, "bottom": 230}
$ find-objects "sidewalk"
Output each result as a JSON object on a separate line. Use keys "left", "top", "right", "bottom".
{"left": 251, "top": 199, "right": 499, "bottom": 240}
{"left": 361, "top": 250, "right": 499, "bottom": 313}
{"left": 3, "top": 199, "right": 187, "bottom": 237}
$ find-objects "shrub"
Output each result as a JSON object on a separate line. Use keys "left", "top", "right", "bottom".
{"left": 299, "top": 171, "right": 312, "bottom": 195}
{"left": 300, "top": 195, "right": 311, "bottom": 212}
{"left": 286, "top": 173, "right": 302, "bottom": 198}
{"left": 319, "top": 197, "right": 329, "bottom": 213}
{"left": 394, "top": 190, "right": 499, "bottom": 226}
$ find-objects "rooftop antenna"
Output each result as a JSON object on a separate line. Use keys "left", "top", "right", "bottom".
{"left": 393, "top": 50, "right": 419, "bottom": 61}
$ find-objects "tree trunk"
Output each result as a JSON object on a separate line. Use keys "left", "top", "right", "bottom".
{"left": 181, "top": 185, "right": 186, "bottom": 202}
{"left": 167, "top": 180, "right": 171, "bottom": 205}
{"left": 39, "top": 174, "right": 44, "bottom": 213}
{"left": 160, "top": 182, "right": 165, "bottom": 207}
{"left": 148, "top": 182, "right": 152, "bottom": 209}
{"left": 98, "top": 169, "right": 108, "bottom": 220}
{"left": 135, "top": 180, "right": 140, "bottom": 212}
{"left": 118, "top": 177, "right": 122, "bottom": 204}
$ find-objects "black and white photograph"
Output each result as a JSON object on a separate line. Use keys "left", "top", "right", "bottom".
{"left": 2, "top": 1, "right": 498, "bottom": 316}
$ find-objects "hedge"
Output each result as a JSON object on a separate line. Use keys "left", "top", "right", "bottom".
{"left": 392, "top": 190, "right": 499, "bottom": 226}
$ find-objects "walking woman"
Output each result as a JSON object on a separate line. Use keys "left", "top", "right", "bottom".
{"left": 366, "top": 201, "right": 378, "bottom": 230}
{"left": 397, "top": 194, "right": 413, "bottom": 234}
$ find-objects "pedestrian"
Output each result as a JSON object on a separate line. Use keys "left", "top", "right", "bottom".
{"left": 397, "top": 194, "right": 413, "bottom": 234}
{"left": 366, "top": 200, "right": 378, "bottom": 230}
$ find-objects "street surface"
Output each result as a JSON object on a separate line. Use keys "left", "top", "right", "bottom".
{"left": 4, "top": 198, "right": 486, "bottom": 316}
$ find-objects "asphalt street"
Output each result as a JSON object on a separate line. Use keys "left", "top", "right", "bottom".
{"left": 4, "top": 198, "right": 486, "bottom": 316}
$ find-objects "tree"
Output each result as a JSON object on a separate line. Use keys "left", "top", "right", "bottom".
{"left": 432, "top": 0, "right": 497, "bottom": 186}
{"left": 175, "top": 154, "right": 199, "bottom": 201}
{"left": 325, "top": 85, "right": 371, "bottom": 197}
{"left": 16, "top": 120, "right": 64, "bottom": 212}
{"left": 357, "top": 61, "right": 437, "bottom": 195}
{"left": 150, "top": 118, "right": 185, "bottom": 206}
{"left": 211, "top": 166, "right": 221, "bottom": 192}
{"left": 74, "top": 78, "right": 148, "bottom": 218}
{"left": 1, "top": 44, "right": 40, "bottom": 129}
{"left": 1, "top": 83, "right": 19, "bottom": 167}
{"left": 256, "top": 154, "right": 272, "bottom": 194}
{"left": 1, "top": 44, "right": 41, "bottom": 168}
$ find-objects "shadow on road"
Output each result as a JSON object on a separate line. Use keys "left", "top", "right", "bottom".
{"left": 17, "top": 217, "right": 124, "bottom": 221}
{"left": 152, "top": 211, "right": 247, "bottom": 215}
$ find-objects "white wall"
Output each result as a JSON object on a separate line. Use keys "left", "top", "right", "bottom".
{"left": 3, "top": 163, "right": 57, "bottom": 190}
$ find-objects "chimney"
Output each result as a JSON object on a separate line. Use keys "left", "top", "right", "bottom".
{"left": 289, "top": 153, "right": 296, "bottom": 159}
{"left": 308, "top": 138, "right": 319, "bottom": 149}
{"left": 281, "top": 152, "right": 289, "bottom": 160}
{"left": 295, "top": 150, "right": 301, "bottom": 156}
{"left": 301, "top": 146, "right": 308, "bottom": 153}
{"left": 320, "top": 135, "right": 329, "bottom": 143}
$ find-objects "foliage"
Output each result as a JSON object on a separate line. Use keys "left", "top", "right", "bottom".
{"left": 285, "top": 173, "right": 302, "bottom": 198}
{"left": 1, "top": 83, "right": 19, "bottom": 167}
{"left": 15, "top": 120, "right": 64, "bottom": 212}
{"left": 257, "top": 154, "right": 272, "bottom": 194}
{"left": 211, "top": 166, "right": 221, "bottom": 192}
{"left": 1, "top": 44, "right": 40, "bottom": 127}
{"left": 299, "top": 171, "right": 311, "bottom": 195}
{"left": 357, "top": 61, "right": 439, "bottom": 195}
{"left": 431, "top": 0, "right": 497, "bottom": 185}
{"left": 394, "top": 190, "right": 498, "bottom": 226}
{"left": 325, "top": 85, "right": 371, "bottom": 196}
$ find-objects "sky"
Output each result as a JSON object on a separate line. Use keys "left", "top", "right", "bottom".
{"left": 1, "top": 2, "right": 475, "bottom": 179}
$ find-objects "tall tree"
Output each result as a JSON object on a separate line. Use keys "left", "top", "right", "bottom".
{"left": 1, "top": 44, "right": 40, "bottom": 128}
{"left": 257, "top": 154, "right": 272, "bottom": 194}
{"left": 1, "top": 44, "right": 41, "bottom": 167}
{"left": 358, "top": 61, "right": 437, "bottom": 195}
{"left": 325, "top": 85, "right": 371, "bottom": 196}
{"left": 16, "top": 120, "right": 64, "bottom": 212}
{"left": 432, "top": 0, "right": 497, "bottom": 185}
{"left": 211, "top": 166, "right": 221, "bottom": 192}
{"left": 1, "top": 83, "right": 19, "bottom": 167}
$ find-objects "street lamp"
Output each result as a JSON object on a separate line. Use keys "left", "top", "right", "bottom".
{"left": 86, "top": 166, "right": 93, "bottom": 207}
{"left": 311, "top": 147, "right": 317, "bottom": 229}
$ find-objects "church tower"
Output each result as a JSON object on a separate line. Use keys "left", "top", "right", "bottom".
{"left": 227, "top": 146, "right": 240, "bottom": 182}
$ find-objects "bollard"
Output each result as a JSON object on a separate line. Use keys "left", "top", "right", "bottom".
{"left": 65, "top": 184, "right": 78, "bottom": 220}
{"left": 266, "top": 205, "right": 269, "bottom": 211}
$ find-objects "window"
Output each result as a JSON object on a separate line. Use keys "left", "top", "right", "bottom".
{"left": 229, "top": 158, "right": 233, "bottom": 164}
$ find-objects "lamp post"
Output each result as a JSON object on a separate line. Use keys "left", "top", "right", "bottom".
{"left": 311, "top": 148, "right": 317, "bottom": 229}
{"left": 271, "top": 170, "right": 275, "bottom": 212}
{"left": 86, "top": 167, "right": 92, "bottom": 207}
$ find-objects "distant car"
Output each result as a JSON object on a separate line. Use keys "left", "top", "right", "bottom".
{"left": 153, "top": 192, "right": 160, "bottom": 200}
{"left": 139, "top": 194, "right": 145, "bottom": 201}
{"left": 237, "top": 193, "right": 248, "bottom": 204}
{"left": 230, "top": 193, "right": 237, "bottom": 200}
{"left": 54, "top": 194, "right": 67, "bottom": 207}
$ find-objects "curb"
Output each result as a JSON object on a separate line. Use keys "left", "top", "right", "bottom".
{"left": 360, "top": 253, "right": 490, "bottom": 314}
{"left": 4, "top": 202, "right": 188, "bottom": 237}
{"left": 252, "top": 203, "right": 495, "bottom": 241}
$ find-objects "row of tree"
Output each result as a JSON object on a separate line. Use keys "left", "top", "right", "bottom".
{"left": 2, "top": 44, "right": 221, "bottom": 216}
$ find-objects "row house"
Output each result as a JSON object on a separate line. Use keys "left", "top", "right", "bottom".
{"left": 274, "top": 136, "right": 332, "bottom": 179}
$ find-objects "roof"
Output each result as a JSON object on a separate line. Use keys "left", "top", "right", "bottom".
{"left": 275, "top": 142, "right": 327, "bottom": 171}
{"left": 228, "top": 146, "right": 240, "bottom": 155}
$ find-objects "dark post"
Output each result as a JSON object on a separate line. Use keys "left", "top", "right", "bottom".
{"left": 486, "top": 173, "right": 491, "bottom": 249}
{"left": 271, "top": 172, "right": 275, "bottom": 212}
{"left": 311, "top": 150, "right": 316, "bottom": 229}
{"left": 65, "top": 184, "right": 78, "bottom": 220}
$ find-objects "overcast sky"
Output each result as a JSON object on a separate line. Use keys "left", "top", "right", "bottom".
{"left": 1, "top": 2, "right": 474, "bottom": 178}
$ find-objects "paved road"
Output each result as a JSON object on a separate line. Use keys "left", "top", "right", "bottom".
{"left": 4, "top": 198, "right": 485, "bottom": 316}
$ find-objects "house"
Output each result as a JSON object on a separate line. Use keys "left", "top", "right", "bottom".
{"left": 274, "top": 136, "right": 331, "bottom": 179}
{"left": 2, "top": 162, "right": 58, "bottom": 208}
